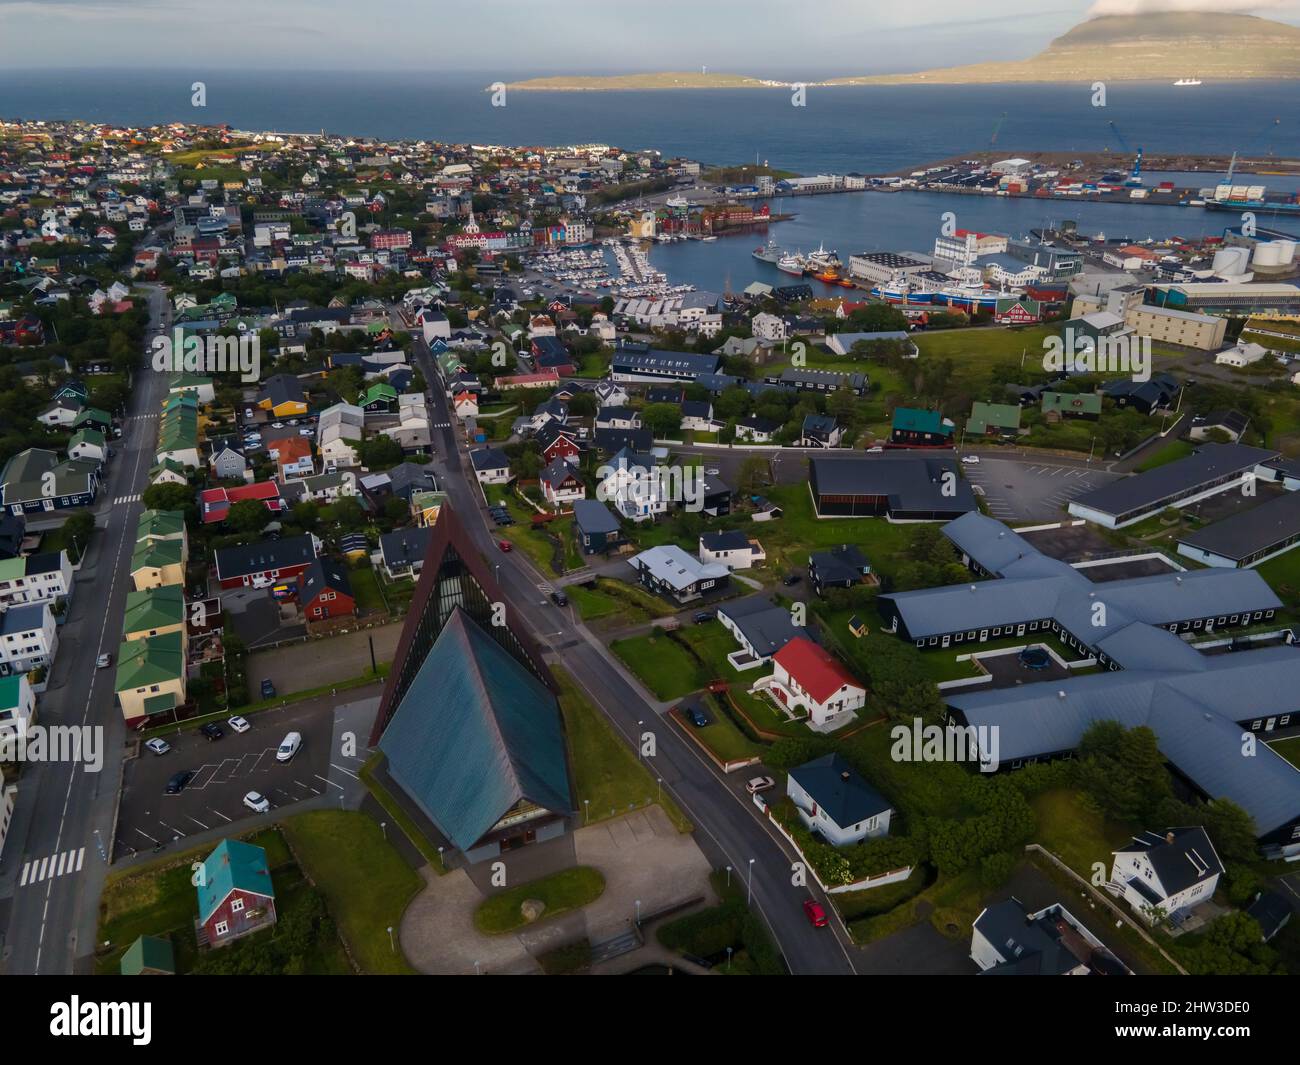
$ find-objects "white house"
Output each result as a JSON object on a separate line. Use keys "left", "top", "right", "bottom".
{"left": 1216, "top": 340, "right": 1268, "bottom": 369}
{"left": 596, "top": 449, "right": 667, "bottom": 523}
{"left": 752, "top": 312, "right": 787, "bottom": 343}
{"left": 539, "top": 457, "right": 586, "bottom": 507}
{"left": 735, "top": 415, "right": 779, "bottom": 443}
{"left": 470, "top": 448, "right": 512, "bottom": 485}
{"left": 699, "top": 530, "right": 765, "bottom": 571}
{"left": 971, "top": 898, "right": 1123, "bottom": 975}
{"left": 0, "top": 551, "right": 73, "bottom": 609}
{"left": 760, "top": 636, "right": 865, "bottom": 729}
{"left": 0, "top": 673, "right": 36, "bottom": 741}
{"left": 680, "top": 401, "right": 717, "bottom": 433}
{"left": 1107, "top": 827, "right": 1224, "bottom": 924}
{"left": 453, "top": 391, "right": 479, "bottom": 419}
{"left": 785, "top": 753, "right": 892, "bottom": 846}
{"left": 0, "top": 603, "right": 58, "bottom": 675}
{"left": 316, "top": 402, "right": 365, "bottom": 469}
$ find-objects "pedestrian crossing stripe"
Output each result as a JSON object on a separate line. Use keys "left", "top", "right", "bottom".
{"left": 20, "top": 847, "right": 84, "bottom": 886}
{"left": 113, "top": 494, "right": 141, "bottom": 505}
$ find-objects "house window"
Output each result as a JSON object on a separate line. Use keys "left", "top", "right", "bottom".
{"left": 1251, "top": 720, "right": 1261, "bottom": 730}
{"left": 231, "top": 898, "right": 245, "bottom": 913}
{"left": 214, "top": 920, "right": 229, "bottom": 936}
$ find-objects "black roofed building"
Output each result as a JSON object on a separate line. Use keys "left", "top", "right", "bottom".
{"left": 213, "top": 534, "right": 320, "bottom": 589}
{"left": 572, "top": 499, "right": 623, "bottom": 555}
{"left": 717, "top": 594, "right": 805, "bottom": 666}
{"left": 971, "top": 898, "right": 1128, "bottom": 975}
{"left": 609, "top": 344, "right": 722, "bottom": 384}
{"left": 1107, "top": 827, "right": 1223, "bottom": 924}
{"left": 379, "top": 526, "right": 434, "bottom": 579}
{"left": 809, "top": 454, "right": 976, "bottom": 520}
{"left": 785, "top": 753, "right": 893, "bottom": 846}
{"left": 808, "top": 544, "right": 872, "bottom": 594}
{"left": 1177, "top": 486, "right": 1300, "bottom": 569}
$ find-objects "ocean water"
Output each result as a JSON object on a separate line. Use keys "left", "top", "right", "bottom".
{"left": 3, "top": 69, "right": 1299, "bottom": 176}
{"left": 6, "top": 69, "right": 1297, "bottom": 289}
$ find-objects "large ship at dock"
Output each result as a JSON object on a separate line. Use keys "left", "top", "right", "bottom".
{"left": 776, "top": 251, "right": 806, "bottom": 276}
{"left": 752, "top": 239, "right": 783, "bottom": 264}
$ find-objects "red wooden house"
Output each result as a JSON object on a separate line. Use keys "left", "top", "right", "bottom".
{"left": 298, "top": 558, "right": 356, "bottom": 621}
{"left": 196, "top": 839, "right": 277, "bottom": 948}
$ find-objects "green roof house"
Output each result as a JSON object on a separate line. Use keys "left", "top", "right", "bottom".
{"left": 120, "top": 935, "right": 175, "bottom": 975}
{"left": 123, "top": 585, "right": 186, "bottom": 641}
{"left": 1041, "top": 391, "right": 1102, "bottom": 420}
{"left": 967, "top": 402, "right": 1024, "bottom": 438}
{"left": 115, "top": 630, "right": 185, "bottom": 721}
{"left": 197, "top": 839, "right": 278, "bottom": 947}
{"left": 890, "top": 406, "right": 954, "bottom": 447}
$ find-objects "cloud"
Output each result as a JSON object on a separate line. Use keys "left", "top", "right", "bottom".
{"left": 1086, "top": 0, "right": 1288, "bottom": 14}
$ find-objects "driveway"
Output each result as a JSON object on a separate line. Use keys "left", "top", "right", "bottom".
{"left": 399, "top": 806, "right": 713, "bottom": 975}
{"left": 962, "top": 457, "right": 1123, "bottom": 522}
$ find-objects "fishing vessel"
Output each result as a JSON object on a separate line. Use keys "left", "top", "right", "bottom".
{"left": 806, "top": 242, "right": 841, "bottom": 271}
{"left": 776, "top": 251, "right": 806, "bottom": 276}
{"left": 752, "top": 239, "right": 783, "bottom": 264}
{"left": 1174, "top": 78, "right": 1202, "bottom": 86}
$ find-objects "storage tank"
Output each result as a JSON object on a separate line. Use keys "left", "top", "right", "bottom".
{"left": 1253, "top": 242, "right": 1284, "bottom": 268}
{"left": 1213, "top": 246, "right": 1250, "bottom": 274}
{"left": 1275, "top": 239, "right": 1297, "bottom": 265}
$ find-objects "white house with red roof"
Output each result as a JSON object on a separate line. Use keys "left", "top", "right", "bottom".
{"left": 759, "top": 636, "right": 865, "bottom": 729}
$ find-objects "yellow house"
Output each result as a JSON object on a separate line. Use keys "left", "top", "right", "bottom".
{"left": 122, "top": 585, "right": 187, "bottom": 651}
{"left": 130, "top": 539, "right": 186, "bottom": 591}
{"left": 114, "top": 631, "right": 186, "bottom": 723}
{"left": 257, "top": 374, "right": 309, "bottom": 418}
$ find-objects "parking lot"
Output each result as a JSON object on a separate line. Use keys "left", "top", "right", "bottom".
{"left": 961, "top": 457, "right": 1123, "bottom": 522}
{"left": 113, "top": 695, "right": 376, "bottom": 861}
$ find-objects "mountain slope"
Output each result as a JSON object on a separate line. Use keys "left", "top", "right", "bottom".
{"left": 830, "top": 13, "right": 1300, "bottom": 84}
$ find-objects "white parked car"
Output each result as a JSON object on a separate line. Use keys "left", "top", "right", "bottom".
{"left": 243, "top": 791, "right": 271, "bottom": 814}
{"left": 704, "top": 467, "right": 720, "bottom": 476}
{"left": 276, "top": 731, "right": 302, "bottom": 763}
{"left": 96, "top": 653, "right": 112, "bottom": 669}
{"left": 745, "top": 775, "right": 776, "bottom": 794}
{"left": 144, "top": 738, "right": 171, "bottom": 756}
{"left": 961, "top": 455, "right": 980, "bottom": 464}
{"left": 227, "top": 715, "right": 250, "bottom": 734}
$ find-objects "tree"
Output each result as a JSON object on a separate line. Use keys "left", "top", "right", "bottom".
{"left": 640, "top": 402, "right": 682, "bottom": 439}
{"left": 60, "top": 511, "right": 96, "bottom": 562}
{"left": 1077, "top": 721, "right": 1171, "bottom": 824}
{"left": 142, "top": 481, "right": 194, "bottom": 512}
{"left": 736, "top": 455, "right": 770, "bottom": 495}
{"left": 225, "top": 499, "right": 269, "bottom": 535}
{"left": 356, "top": 435, "right": 404, "bottom": 471}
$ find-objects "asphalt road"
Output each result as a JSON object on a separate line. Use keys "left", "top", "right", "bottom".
{"left": 411, "top": 333, "right": 858, "bottom": 975}
{"left": 0, "top": 283, "right": 171, "bottom": 974}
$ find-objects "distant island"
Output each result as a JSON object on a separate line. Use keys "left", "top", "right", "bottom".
{"left": 505, "top": 12, "right": 1300, "bottom": 90}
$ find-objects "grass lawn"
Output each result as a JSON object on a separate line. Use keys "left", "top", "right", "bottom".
{"left": 567, "top": 581, "right": 627, "bottom": 621}
{"left": 554, "top": 665, "right": 692, "bottom": 831}
{"left": 348, "top": 561, "right": 385, "bottom": 612}
{"left": 281, "top": 810, "right": 422, "bottom": 974}
{"left": 95, "top": 828, "right": 340, "bottom": 975}
{"left": 1030, "top": 787, "right": 1132, "bottom": 880}
{"left": 1135, "top": 437, "right": 1195, "bottom": 472}
{"left": 473, "top": 866, "right": 606, "bottom": 934}
{"left": 686, "top": 695, "right": 765, "bottom": 764}
{"left": 1255, "top": 548, "right": 1300, "bottom": 609}
{"left": 611, "top": 632, "right": 710, "bottom": 700}
{"left": 358, "top": 753, "right": 445, "bottom": 869}
{"left": 1268, "top": 735, "right": 1300, "bottom": 770}
{"left": 676, "top": 621, "right": 745, "bottom": 678}
{"left": 838, "top": 717, "right": 969, "bottom": 821}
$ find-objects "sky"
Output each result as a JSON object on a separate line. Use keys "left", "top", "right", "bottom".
{"left": 3, "top": 0, "right": 1300, "bottom": 74}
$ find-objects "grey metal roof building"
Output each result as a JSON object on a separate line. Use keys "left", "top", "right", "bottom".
{"left": 788, "top": 754, "right": 891, "bottom": 828}
{"left": 718, "top": 595, "right": 805, "bottom": 659}
{"left": 1068, "top": 442, "right": 1279, "bottom": 529}
{"left": 886, "top": 513, "right": 1300, "bottom": 851}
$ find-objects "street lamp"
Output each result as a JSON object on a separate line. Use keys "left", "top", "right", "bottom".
{"left": 725, "top": 864, "right": 732, "bottom": 887}
{"left": 636, "top": 719, "right": 644, "bottom": 761}
{"left": 726, "top": 946, "right": 733, "bottom": 972}
{"left": 584, "top": 799, "right": 590, "bottom": 824}
{"left": 634, "top": 899, "right": 641, "bottom": 925}
{"left": 747, "top": 858, "right": 755, "bottom": 905}
{"left": 380, "top": 821, "right": 387, "bottom": 840}
{"left": 386, "top": 926, "right": 395, "bottom": 952}
{"left": 656, "top": 776, "right": 662, "bottom": 802}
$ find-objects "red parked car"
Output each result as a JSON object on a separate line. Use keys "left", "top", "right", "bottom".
{"left": 802, "top": 898, "right": 828, "bottom": 928}
{"left": 497, "top": 539, "right": 513, "bottom": 552}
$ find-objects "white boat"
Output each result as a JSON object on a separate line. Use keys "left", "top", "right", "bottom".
{"left": 1174, "top": 78, "right": 1202, "bottom": 86}
{"left": 776, "top": 252, "right": 805, "bottom": 276}
{"left": 701, "top": 235, "right": 717, "bottom": 242}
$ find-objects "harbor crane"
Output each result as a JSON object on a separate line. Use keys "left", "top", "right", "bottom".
{"left": 1105, "top": 122, "right": 1143, "bottom": 186}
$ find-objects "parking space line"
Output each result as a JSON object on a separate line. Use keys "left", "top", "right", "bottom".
{"left": 187, "top": 816, "right": 209, "bottom": 830}
{"left": 210, "top": 809, "right": 233, "bottom": 823}
{"left": 329, "top": 762, "right": 359, "bottom": 780}
{"left": 315, "top": 774, "right": 344, "bottom": 791}
{"left": 134, "top": 828, "right": 159, "bottom": 843}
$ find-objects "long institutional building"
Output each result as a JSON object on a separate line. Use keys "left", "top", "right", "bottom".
{"left": 880, "top": 512, "right": 1300, "bottom": 857}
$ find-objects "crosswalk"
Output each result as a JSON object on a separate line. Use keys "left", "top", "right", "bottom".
{"left": 432, "top": 421, "right": 452, "bottom": 429}
{"left": 20, "top": 847, "right": 85, "bottom": 887}
{"left": 113, "top": 493, "right": 141, "bottom": 505}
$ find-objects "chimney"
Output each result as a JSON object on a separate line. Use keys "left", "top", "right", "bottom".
{"left": 840, "top": 771, "right": 850, "bottom": 782}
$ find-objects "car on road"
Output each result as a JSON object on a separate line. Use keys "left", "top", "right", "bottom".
{"left": 704, "top": 467, "right": 720, "bottom": 476}
{"left": 298, "top": 428, "right": 313, "bottom": 437}
{"left": 144, "top": 738, "right": 171, "bottom": 756}
{"left": 96, "top": 653, "right": 112, "bottom": 669}
{"left": 802, "top": 898, "right": 829, "bottom": 928}
{"left": 782, "top": 573, "right": 801, "bottom": 586}
{"left": 680, "top": 703, "right": 710, "bottom": 728}
{"left": 243, "top": 791, "right": 271, "bottom": 814}
{"left": 198, "top": 721, "right": 225, "bottom": 741}
{"left": 961, "top": 455, "right": 980, "bottom": 464}
{"left": 227, "top": 715, "right": 250, "bottom": 733}
{"left": 497, "top": 539, "right": 513, "bottom": 552}
{"left": 271, "top": 421, "right": 285, "bottom": 429}
{"left": 164, "top": 770, "right": 194, "bottom": 794}
{"left": 550, "top": 590, "right": 569, "bottom": 607}
{"left": 260, "top": 678, "right": 276, "bottom": 699}
{"left": 693, "top": 611, "right": 714, "bottom": 623}
{"left": 746, "top": 776, "right": 776, "bottom": 794}
{"left": 276, "top": 731, "right": 302, "bottom": 762}
{"left": 1019, "top": 647, "right": 1051, "bottom": 671}
{"left": 866, "top": 446, "right": 884, "bottom": 453}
